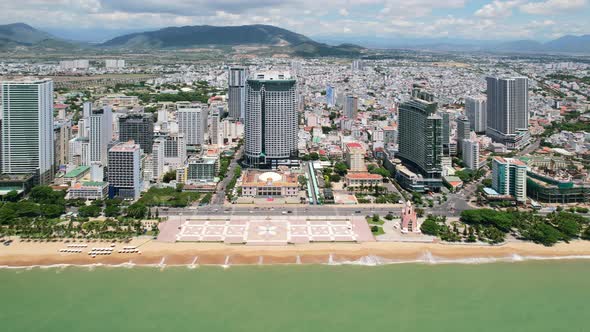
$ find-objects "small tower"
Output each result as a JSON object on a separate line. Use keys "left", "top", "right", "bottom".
{"left": 401, "top": 201, "right": 421, "bottom": 233}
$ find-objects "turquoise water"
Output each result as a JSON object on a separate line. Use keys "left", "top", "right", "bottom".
{"left": 1, "top": 261, "right": 588, "bottom": 331}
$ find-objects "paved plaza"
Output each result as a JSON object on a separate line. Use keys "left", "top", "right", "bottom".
{"left": 158, "top": 216, "right": 374, "bottom": 245}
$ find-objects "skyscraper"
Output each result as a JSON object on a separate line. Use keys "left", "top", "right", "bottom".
{"left": 397, "top": 87, "right": 443, "bottom": 190}
{"left": 177, "top": 107, "right": 206, "bottom": 146}
{"left": 486, "top": 77, "right": 529, "bottom": 149}
{"left": 228, "top": 67, "right": 247, "bottom": 120}
{"left": 119, "top": 113, "right": 154, "bottom": 153}
{"left": 343, "top": 94, "right": 358, "bottom": 119}
{"left": 440, "top": 111, "right": 451, "bottom": 155}
{"left": 326, "top": 85, "right": 336, "bottom": 108}
{"left": 492, "top": 157, "right": 527, "bottom": 203}
{"left": 108, "top": 141, "right": 142, "bottom": 200}
{"left": 244, "top": 71, "right": 298, "bottom": 168}
{"left": 89, "top": 107, "right": 112, "bottom": 165}
{"left": 457, "top": 116, "right": 470, "bottom": 153}
{"left": 1, "top": 78, "right": 55, "bottom": 184}
{"left": 465, "top": 96, "right": 486, "bottom": 133}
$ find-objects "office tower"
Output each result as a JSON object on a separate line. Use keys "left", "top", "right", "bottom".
{"left": 228, "top": 67, "right": 247, "bottom": 119}
{"left": 1, "top": 78, "right": 55, "bottom": 184}
{"left": 326, "top": 85, "right": 336, "bottom": 107}
{"left": 345, "top": 142, "right": 366, "bottom": 172}
{"left": 244, "top": 71, "right": 297, "bottom": 168}
{"left": 465, "top": 97, "right": 486, "bottom": 133}
{"left": 177, "top": 107, "right": 206, "bottom": 145}
{"left": 462, "top": 138, "right": 480, "bottom": 170}
{"left": 119, "top": 113, "right": 154, "bottom": 153}
{"left": 344, "top": 94, "right": 358, "bottom": 119}
{"left": 89, "top": 107, "right": 112, "bottom": 165}
{"left": 492, "top": 157, "right": 527, "bottom": 203}
{"left": 151, "top": 137, "right": 165, "bottom": 182}
{"left": 397, "top": 87, "right": 443, "bottom": 189}
{"left": 108, "top": 142, "right": 142, "bottom": 200}
{"left": 486, "top": 77, "right": 529, "bottom": 149}
{"left": 457, "top": 116, "right": 470, "bottom": 153}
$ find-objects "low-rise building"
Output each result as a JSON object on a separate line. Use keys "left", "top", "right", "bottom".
{"left": 240, "top": 170, "right": 299, "bottom": 197}
{"left": 68, "top": 181, "right": 109, "bottom": 200}
{"left": 345, "top": 173, "right": 383, "bottom": 188}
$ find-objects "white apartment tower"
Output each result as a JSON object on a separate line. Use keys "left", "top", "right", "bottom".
{"left": 1, "top": 78, "right": 55, "bottom": 185}
{"left": 465, "top": 97, "right": 486, "bottom": 133}
{"left": 89, "top": 107, "right": 113, "bottom": 165}
{"left": 177, "top": 107, "right": 206, "bottom": 145}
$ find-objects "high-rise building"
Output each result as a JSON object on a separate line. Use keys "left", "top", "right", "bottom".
{"left": 108, "top": 142, "right": 142, "bottom": 200}
{"left": 486, "top": 77, "right": 529, "bottom": 149}
{"left": 151, "top": 137, "right": 165, "bottom": 182}
{"left": 344, "top": 95, "right": 358, "bottom": 119}
{"left": 351, "top": 60, "right": 364, "bottom": 71}
{"left": 228, "top": 67, "right": 247, "bottom": 119}
{"left": 492, "top": 157, "right": 527, "bottom": 203}
{"left": 118, "top": 113, "right": 154, "bottom": 153}
{"left": 457, "top": 116, "right": 470, "bottom": 153}
{"left": 1, "top": 78, "right": 55, "bottom": 184}
{"left": 54, "top": 120, "right": 72, "bottom": 169}
{"left": 210, "top": 111, "right": 222, "bottom": 145}
{"left": 465, "top": 97, "right": 486, "bottom": 133}
{"left": 397, "top": 87, "right": 443, "bottom": 190}
{"left": 440, "top": 111, "right": 451, "bottom": 155}
{"left": 326, "top": 85, "right": 336, "bottom": 108}
{"left": 177, "top": 107, "right": 206, "bottom": 146}
{"left": 89, "top": 107, "right": 112, "bottom": 165}
{"left": 462, "top": 138, "right": 480, "bottom": 170}
{"left": 244, "top": 72, "right": 298, "bottom": 168}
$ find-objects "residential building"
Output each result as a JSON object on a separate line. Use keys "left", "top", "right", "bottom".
{"left": 486, "top": 77, "right": 530, "bottom": 149}
{"left": 177, "top": 107, "right": 206, "bottom": 145}
{"left": 1, "top": 78, "right": 55, "bottom": 185}
{"left": 89, "top": 107, "right": 113, "bottom": 165}
{"left": 457, "top": 116, "right": 470, "bottom": 153}
{"left": 118, "top": 113, "right": 154, "bottom": 153}
{"left": 326, "top": 85, "right": 336, "bottom": 107}
{"left": 344, "top": 94, "right": 358, "bottom": 119}
{"left": 107, "top": 142, "right": 142, "bottom": 200}
{"left": 492, "top": 157, "right": 527, "bottom": 203}
{"left": 228, "top": 67, "right": 247, "bottom": 119}
{"left": 462, "top": 138, "right": 480, "bottom": 170}
{"left": 465, "top": 96, "right": 486, "bottom": 133}
{"left": 244, "top": 71, "right": 298, "bottom": 168}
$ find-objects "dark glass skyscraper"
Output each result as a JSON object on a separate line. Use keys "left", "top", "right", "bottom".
{"left": 119, "top": 113, "right": 154, "bottom": 154}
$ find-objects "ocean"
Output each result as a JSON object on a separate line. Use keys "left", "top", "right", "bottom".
{"left": 1, "top": 261, "right": 588, "bottom": 332}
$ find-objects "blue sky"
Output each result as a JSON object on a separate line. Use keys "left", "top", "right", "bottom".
{"left": 1, "top": 0, "right": 588, "bottom": 41}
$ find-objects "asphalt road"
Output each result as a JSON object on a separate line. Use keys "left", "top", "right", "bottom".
{"left": 211, "top": 146, "right": 243, "bottom": 205}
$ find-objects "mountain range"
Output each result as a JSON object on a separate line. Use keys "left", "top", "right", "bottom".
{"left": 1, "top": 22, "right": 590, "bottom": 55}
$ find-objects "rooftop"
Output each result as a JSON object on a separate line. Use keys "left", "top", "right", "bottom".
{"left": 64, "top": 166, "right": 90, "bottom": 178}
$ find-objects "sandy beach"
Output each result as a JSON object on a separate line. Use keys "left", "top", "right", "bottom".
{"left": 2, "top": 238, "right": 590, "bottom": 267}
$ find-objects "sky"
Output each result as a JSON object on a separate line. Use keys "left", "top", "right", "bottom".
{"left": 2, "top": 0, "right": 589, "bottom": 42}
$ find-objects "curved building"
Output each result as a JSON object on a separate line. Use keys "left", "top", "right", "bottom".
{"left": 244, "top": 72, "right": 297, "bottom": 168}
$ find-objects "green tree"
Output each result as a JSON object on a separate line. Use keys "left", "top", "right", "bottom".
{"left": 420, "top": 217, "right": 440, "bottom": 236}
{"left": 126, "top": 203, "right": 147, "bottom": 219}
{"left": 162, "top": 170, "right": 177, "bottom": 183}
{"left": 78, "top": 205, "right": 101, "bottom": 218}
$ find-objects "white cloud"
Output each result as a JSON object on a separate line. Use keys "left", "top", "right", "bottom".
{"left": 520, "top": 0, "right": 587, "bottom": 15}
{"left": 339, "top": 8, "right": 349, "bottom": 16}
{"left": 475, "top": 0, "right": 522, "bottom": 18}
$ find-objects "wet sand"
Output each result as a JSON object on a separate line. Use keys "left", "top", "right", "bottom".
{"left": 3, "top": 238, "right": 590, "bottom": 267}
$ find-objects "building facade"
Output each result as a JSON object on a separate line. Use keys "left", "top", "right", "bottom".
{"left": 465, "top": 96, "right": 486, "bottom": 133}
{"left": 244, "top": 72, "right": 298, "bottom": 168}
{"left": 89, "top": 107, "right": 113, "bottom": 165}
{"left": 119, "top": 113, "right": 154, "bottom": 153}
{"left": 343, "top": 94, "right": 358, "bottom": 119}
{"left": 107, "top": 142, "right": 142, "bottom": 200}
{"left": 492, "top": 157, "right": 527, "bottom": 203}
{"left": 228, "top": 67, "right": 247, "bottom": 120}
{"left": 177, "top": 107, "right": 206, "bottom": 146}
{"left": 397, "top": 87, "right": 443, "bottom": 191}
{"left": 1, "top": 79, "right": 55, "bottom": 185}
{"left": 486, "top": 77, "right": 529, "bottom": 149}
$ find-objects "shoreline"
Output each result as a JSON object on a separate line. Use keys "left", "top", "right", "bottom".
{"left": 3, "top": 239, "right": 590, "bottom": 268}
